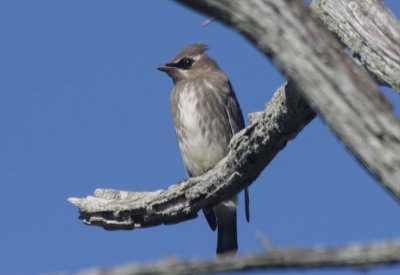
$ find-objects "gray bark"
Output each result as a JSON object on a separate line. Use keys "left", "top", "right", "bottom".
{"left": 68, "top": 82, "right": 315, "bottom": 229}
{"left": 68, "top": 0, "right": 400, "bottom": 273}
{"left": 173, "top": 0, "right": 400, "bottom": 201}
{"left": 311, "top": 0, "right": 400, "bottom": 92}
{"left": 55, "top": 240, "right": 400, "bottom": 275}
{"left": 69, "top": 0, "right": 400, "bottom": 231}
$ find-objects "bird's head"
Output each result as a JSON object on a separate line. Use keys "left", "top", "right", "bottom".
{"left": 157, "top": 43, "right": 220, "bottom": 83}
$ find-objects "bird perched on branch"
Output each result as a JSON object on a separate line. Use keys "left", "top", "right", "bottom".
{"left": 157, "top": 43, "right": 249, "bottom": 257}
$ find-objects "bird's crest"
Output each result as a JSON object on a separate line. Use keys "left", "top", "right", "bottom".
{"left": 174, "top": 43, "right": 209, "bottom": 60}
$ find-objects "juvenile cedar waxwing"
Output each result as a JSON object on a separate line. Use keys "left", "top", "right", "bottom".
{"left": 157, "top": 43, "right": 250, "bottom": 257}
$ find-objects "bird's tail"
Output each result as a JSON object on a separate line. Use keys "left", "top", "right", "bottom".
{"left": 216, "top": 211, "right": 237, "bottom": 257}
{"left": 214, "top": 199, "right": 238, "bottom": 258}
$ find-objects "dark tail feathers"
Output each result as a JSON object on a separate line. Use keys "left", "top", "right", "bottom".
{"left": 216, "top": 211, "right": 238, "bottom": 257}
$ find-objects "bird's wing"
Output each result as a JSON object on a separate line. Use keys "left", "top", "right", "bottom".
{"left": 225, "top": 82, "right": 245, "bottom": 134}
{"left": 203, "top": 208, "right": 217, "bottom": 231}
{"left": 185, "top": 165, "right": 217, "bottom": 230}
{"left": 244, "top": 186, "right": 250, "bottom": 222}
{"left": 224, "top": 81, "right": 250, "bottom": 222}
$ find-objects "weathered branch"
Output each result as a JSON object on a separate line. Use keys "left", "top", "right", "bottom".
{"left": 66, "top": 1, "right": 400, "bottom": 273}
{"left": 311, "top": 0, "right": 400, "bottom": 92}
{"left": 69, "top": 0, "right": 400, "bottom": 231}
{"left": 57, "top": 240, "right": 400, "bottom": 275}
{"left": 174, "top": 0, "right": 400, "bottom": 200}
{"left": 68, "top": 82, "right": 315, "bottom": 229}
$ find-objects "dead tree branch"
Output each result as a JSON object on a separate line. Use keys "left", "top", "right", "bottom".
{"left": 311, "top": 0, "right": 400, "bottom": 92}
{"left": 68, "top": 82, "right": 315, "bottom": 229}
{"left": 173, "top": 0, "right": 400, "bottom": 200}
{"left": 58, "top": 240, "right": 400, "bottom": 275}
{"left": 67, "top": 0, "right": 400, "bottom": 273}
{"left": 69, "top": 0, "right": 400, "bottom": 242}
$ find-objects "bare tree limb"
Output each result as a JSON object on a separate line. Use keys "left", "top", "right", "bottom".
{"left": 69, "top": 0, "right": 400, "bottom": 232}
{"left": 56, "top": 240, "right": 400, "bottom": 275}
{"left": 68, "top": 82, "right": 315, "bottom": 229}
{"left": 66, "top": 0, "right": 400, "bottom": 273}
{"left": 173, "top": 0, "right": 400, "bottom": 200}
{"left": 311, "top": 0, "right": 400, "bottom": 92}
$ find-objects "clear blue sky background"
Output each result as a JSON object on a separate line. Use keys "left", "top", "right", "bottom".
{"left": 1, "top": 1, "right": 400, "bottom": 275}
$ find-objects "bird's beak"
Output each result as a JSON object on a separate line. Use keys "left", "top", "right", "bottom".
{"left": 156, "top": 64, "right": 175, "bottom": 72}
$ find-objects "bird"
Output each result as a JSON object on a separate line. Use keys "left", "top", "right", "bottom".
{"left": 157, "top": 43, "right": 249, "bottom": 257}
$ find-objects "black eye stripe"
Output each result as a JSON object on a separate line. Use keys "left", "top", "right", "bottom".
{"left": 170, "top": 57, "right": 194, "bottom": 70}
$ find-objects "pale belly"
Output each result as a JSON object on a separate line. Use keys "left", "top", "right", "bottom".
{"left": 175, "top": 88, "right": 229, "bottom": 176}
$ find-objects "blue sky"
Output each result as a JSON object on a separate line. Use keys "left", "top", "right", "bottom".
{"left": 1, "top": 1, "right": 400, "bottom": 275}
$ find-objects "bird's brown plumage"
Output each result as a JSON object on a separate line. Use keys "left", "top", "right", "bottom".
{"left": 157, "top": 43, "right": 249, "bottom": 257}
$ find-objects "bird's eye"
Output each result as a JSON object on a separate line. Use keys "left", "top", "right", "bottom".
{"left": 177, "top": 58, "right": 194, "bottom": 69}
